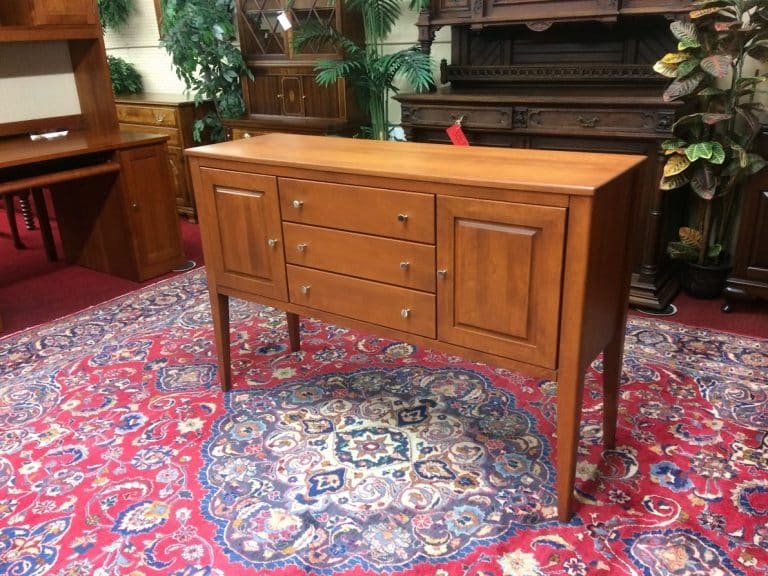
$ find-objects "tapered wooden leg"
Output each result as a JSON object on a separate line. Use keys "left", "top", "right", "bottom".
{"left": 286, "top": 312, "right": 301, "bottom": 352}
{"left": 556, "top": 365, "right": 586, "bottom": 522}
{"left": 209, "top": 291, "right": 232, "bottom": 391}
{"left": 5, "top": 195, "right": 24, "bottom": 249}
{"left": 31, "top": 188, "right": 57, "bottom": 262}
{"left": 602, "top": 334, "right": 625, "bottom": 450}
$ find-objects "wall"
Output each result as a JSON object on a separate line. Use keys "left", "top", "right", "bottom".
{"left": 103, "top": 0, "right": 449, "bottom": 125}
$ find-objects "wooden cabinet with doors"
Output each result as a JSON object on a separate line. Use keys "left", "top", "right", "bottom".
{"left": 115, "top": 93, "right": 214, "bottom": 222}
{"left": 230, "top": 0, "right": 363, "bottom": 137}
{"left": 187, "top": 133, "right": 645, "bottom": 523}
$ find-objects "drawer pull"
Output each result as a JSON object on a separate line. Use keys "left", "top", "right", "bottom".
{"left": 300, "top": 285, "right": 311, "bottom": 295}
{"left": 397, "top": 213, "right": 409, "bottom": 223}
{"left": 267, "top": 238, "right": 279, "bottom": 247}
{"left": 292, "top": 200, "right": 304, "bottom": 209}
{"left": 437, "top": 269, "right": 447, "bottom": 279}
{"left": 131, "top": 202, "right": 139, "bottom": 211}
{"left": 296, "top": 243, "right": 307, "bottom": 252}
{"left": 401, "top": 308, "right": 411, "bottom": 318}
{"left": 243, "top": 132, "right": 252, "bottom": 138}
{"left": 399, "top": 261, "right": 410, "bottom": 270}
{"left": 578, "top": 116, "right": 599, "bottom": 128}
{"left": 155, "top": 114, "right": 166, "bottom": 123}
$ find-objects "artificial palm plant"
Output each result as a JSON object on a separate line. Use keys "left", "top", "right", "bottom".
{"left": 655, "top": 0, "right": 768, "bottom": 269}
{"left": 293, "top": 0, "right": 434, "bottom": 140}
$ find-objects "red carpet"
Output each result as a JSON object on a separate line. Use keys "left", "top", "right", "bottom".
{"left": 0, "top": 268, "right": 765, "bottom": 575}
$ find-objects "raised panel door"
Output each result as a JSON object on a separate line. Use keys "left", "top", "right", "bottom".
{"left": 118, "top": 144, "right": 183, "bottom": 280}
{"left": 437, "top": 196, "right": 566, "bottom": 369}
{"left": 198, "top": 168, "right": 288, "bottom": 300}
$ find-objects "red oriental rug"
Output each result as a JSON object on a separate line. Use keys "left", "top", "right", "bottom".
{"left": 0, "top": 268, "right": 766, "bottom": 576}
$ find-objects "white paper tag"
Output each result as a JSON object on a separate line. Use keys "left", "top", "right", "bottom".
{"left": 277, "top": 11, "right": 292, "bottom": 31}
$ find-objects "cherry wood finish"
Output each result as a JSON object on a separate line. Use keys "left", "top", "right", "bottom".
{"left": 226, "top": 0, "right": 363, "bottom": 139}
{"left": 398, "top": 1, "right": 693, "bottom": 311}
{"left": 187, "top": 133, "right": 644, "bottom": 522}
{"left": 115, "top": 93, "right": 215, "bottom": 222}
{"left": 0, "top": 2, "right": 184, "bottom": 328}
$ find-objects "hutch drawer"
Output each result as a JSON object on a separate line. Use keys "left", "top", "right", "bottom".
{"left": 524, "top": 107, "right": 662, "bottom": 135}
{"left": 283, "top": 223, "right": 436, "bottom": 292}
{"left": 116, "top": 104, "right": 179, "bottom": 128}
{"left": 287, "top": 265, "right": 437, "bottom": 338}
{"left": 405, "top": 105, "right": 513, "bottom": 130}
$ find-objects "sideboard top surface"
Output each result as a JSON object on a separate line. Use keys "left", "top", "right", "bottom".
{"left": 186, "top": 133, "right": 645, "bottom": 196}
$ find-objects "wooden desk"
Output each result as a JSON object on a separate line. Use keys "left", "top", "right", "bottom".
{"left": 187, "top": 133, "right": 645, "bottom": 522}
{"left": 0, "top": 130, "right": 185, "bottom": 328}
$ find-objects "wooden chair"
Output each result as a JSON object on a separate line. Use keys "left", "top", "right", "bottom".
{"left": 3, "top": 188, "right": 58, "bottom": 261}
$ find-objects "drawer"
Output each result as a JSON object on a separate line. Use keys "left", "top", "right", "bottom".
{"left": 402, "top": 105, "right": 513, "bottom": 129}
{"left": 287, "top": 265, "right": 436, "bottom": 338}
{"left": 116, "top": 104, "right": 179, "bottom": 128}
{"left": 283, "top": 223, "right": 436, "bottom": 292}
{"left": 229, "top": 127, "right": 268, "bottom": 140}
{"left": 119, "top": 123, "right": 180, "bottom": 147}
{"left": 524, "top": 108, "right": 659, "bottom": 135}
{"left": 279, "top": 179, "right": 435, "bottom": 243}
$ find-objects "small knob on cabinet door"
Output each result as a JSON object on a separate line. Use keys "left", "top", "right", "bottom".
{"left": 243, "top": 132, "right": 252, "bottom": 138}
{"left": 267, "top": 238, "right": 279, "bottom": 247}
{"left": 401, "top": 308, "right": 411, "bottom": 318}
{"left": 399, "top": 261, "right": 410, "bottom": 270}
{"left": 300, "top": 285, "right": 311, "bottom": 295}
{"left": 437, "top": 269, "right": 447, "bottom": 279}
{"left": 292, "top": 200, "right": 304, "bottom": 209}
{"left": 397, "top": 213, "right": 409, "bottom": 223}
{"left": 131, "top": 202, "right": 139, "bottom": 210}
{"left": 296, "top": 243, "right": 307, "bottom": 252}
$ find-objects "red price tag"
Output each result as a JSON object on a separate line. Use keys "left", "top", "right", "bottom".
{"left": 446, "top": 122, "right": 469, "bottom": 146}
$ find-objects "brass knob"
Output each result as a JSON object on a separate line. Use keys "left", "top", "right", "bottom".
{"left": 437, "top": 269, "right": 447, "bottom": 278}
{"left": 401, "top": 308, "right": 411, "bottom": 318}
{"left": 268, "top": 238, "right": 279, "bottom": 247}
{"left": 296, "top": 243, "right": 307, "bottom": 252}
{"left": 155, "top": 114, "right": 165, "bottom": 123}
{"left": 400, "top": 261, "right": 410, "bottom": 270}
{"left": 397, "top": 213, "right": 408, "bottom": 223}
{"left": 277, "top": 94, "right": 283, "bottom": 99}
{"left": 300, "top": 285, "right": 311, "bottom": 295}
{"left": 292, "top": 200, "right": 304, "bottom": 209}
{"left": 131, "top": 202, "right": 139, "bottom": 210}
{"left": 243, "top": 132, "right": 252, "bottom": 138}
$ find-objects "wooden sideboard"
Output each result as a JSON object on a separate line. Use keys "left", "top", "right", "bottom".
{"left": 397, "top": 2, "right": 693, "bottom": 311}
{"left": 187, "top": 133, "right": 645, "bottom": 522}
{"left": 115, "top": 93, "right": 214, "bottom": 222}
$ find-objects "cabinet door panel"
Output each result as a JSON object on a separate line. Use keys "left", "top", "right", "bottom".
{"left": 245, "top": 74, "right": 282, "bottom": 115}
{"left": 280, "top": 76, "right": 305, "bottom": 116}
{"left": 198, "top": 169, "right": 287, "bottom": 300}
{"left": 437, "top": 196, "right": 566, "bottom": 369}
{"left": 302, "top": 76, "right": 342, "bottom": 119}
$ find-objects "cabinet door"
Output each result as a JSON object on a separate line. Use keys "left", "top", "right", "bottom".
{"left": 197, "top": 168, "right": 288, "bottom": 300}
{"left": 437, "top": 196, "right": 566, "bottom": 369}
{"left": 118, "top": 144, "right": 184, "bottom": 280}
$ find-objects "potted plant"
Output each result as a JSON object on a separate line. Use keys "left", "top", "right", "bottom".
{"left": 293, "top": 0, "right": 434, "bottom": 140}
{"left": 98, "top": 0, "right": 133, "bottom": 31}
{"left": 160, "top": 0, "right": 250, "bottom": 142}
{"left": 654, "top": 0, "right": 768, "bottom": 297}
{"left": 107, "top": 55, "right": 144, "bottom": 94}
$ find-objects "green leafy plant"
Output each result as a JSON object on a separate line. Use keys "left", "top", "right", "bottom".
{"left": 655, "top": 0, "right": 768, "bottom": 266}
{"left": 160, "top": 0, "right": 250, "bottom": 142}
{"left": 98, "top": 0, "right": 133, "bottom": 31}
{"left": 107, "top": 54, "right": 144, "bottom": 94}
{"left": 293, "top": 0, "right": 434, "bottom": 140}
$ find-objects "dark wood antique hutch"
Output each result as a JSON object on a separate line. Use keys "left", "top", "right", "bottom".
{"left": 396, "top": 0, "right": 693, "bottom": 310}
{"left": 224, "top": 0, "right": 364, "bottom": 140}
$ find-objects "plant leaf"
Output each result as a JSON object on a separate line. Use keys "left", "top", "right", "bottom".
{"left": 701, "top": 113, "right": 732, "bottom": 124}
{"left": 660, "top": 51, "right": 690, "bottom": 63}
{"left": 689, "top": 6, "right": 722, "bottom": 18}
{"left": 659, "top": 172, "right": 691, "bottom": 190}
{"left": 689, "top": 163, "right": 717, "bottom": 200}
{"left": 664, "top": 154, "right": 691, "bottom": 177}
{"left": 662, "top": 138, "right": 689, "bottom": 150}
{"left": 653, "top": 60, "right": 679, "bottom": 78}
{"left": 670, "top": 21, "right": 700, "bottom": 47}
{"left": 700, "top": 55, "right": 732, "bottom": 78}
{"left": 676, "top": 58, "right": 701, "bottom": 77}
{"left": 746, "top": 153, "right": 768, "bottom": 174}
{"left": 679, "top": 227, "right": 703, "bottom": 249}
{"left": 663, "top": 72, "right": 705, "bottom": 101}
{"left": 686, "top": 142, "right": 716, "bottom": 161}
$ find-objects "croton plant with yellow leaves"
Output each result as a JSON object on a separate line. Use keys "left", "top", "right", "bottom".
{"left": 654, "top": 0, "right": 768, "bottom": 265}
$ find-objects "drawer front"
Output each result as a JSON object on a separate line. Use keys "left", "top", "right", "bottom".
{"left": 119, "top": 123, "right": 180, "bottom": 147}
{"left": 283, "top": 223, "right": 436, "bottom": 291}
{"left": 228, "top": 127, "right": 269, "bottom": 141}
{"left": 287, "top": 265, "right": 436, "bottom": 338}
{"left": 402, "top": 105, "right": 513, "bottom": 129}
{"left": 279, "top": 179, "right": 435, "bottom": 243}
{"left": 524, "top": 108, "right": 659, "bottom": 135}
{"left": 116, "top": 104, "right": 179, "bottom": 128}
